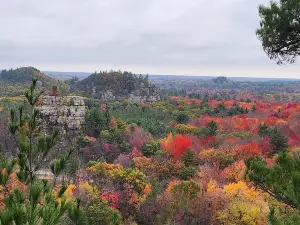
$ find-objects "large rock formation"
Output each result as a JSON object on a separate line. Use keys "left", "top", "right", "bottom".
{"left": 37, "top": 96, "right": 85, "bottom": 133}
{"left": 73, "top": 71, "right": 161, "bottom": 102}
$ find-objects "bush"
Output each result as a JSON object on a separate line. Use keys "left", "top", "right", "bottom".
{"left": 182, "top": 149, "right": 198, "bottom": 167}
{"left": 86, "top": 198, "right": 122, "bottom": 225}
{"left": 179, "top": 166, "right": 197, "bottom": 180}
{"left": 175, "top": 124, "right": 199, "bottom": 134}
{"left": 258, "top": 123, "right": 269, "bottom": 137}
{"left": 142, "top": 141, "right": 162, "bottom": 157}
{"left": 174, "top": 112, "right": 190, "bottom": 123}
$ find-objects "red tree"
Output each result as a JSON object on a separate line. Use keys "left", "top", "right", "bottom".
{"left": 161, "top": 134, "right": 192, "bottom": 160}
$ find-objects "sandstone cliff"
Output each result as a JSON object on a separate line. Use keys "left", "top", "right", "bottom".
{"left": 37, "top": 96, "right": 85, "bottom": 133}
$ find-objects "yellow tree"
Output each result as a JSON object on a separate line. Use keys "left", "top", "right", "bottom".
{"left": 217, "top": 181, "right": 269, "bottom": 225}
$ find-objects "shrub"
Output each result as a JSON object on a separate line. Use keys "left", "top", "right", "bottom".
{"left": 141, "top": 141, "right": 161, "bottom": 157}
{"left": 179, "top": 166, "right": 197, "bottom": 180}
{"left": 174, "top": 112, "right": 190, "bottom": 123}
{"left": 86, "top": 198, "right": 122, "bottom": 225}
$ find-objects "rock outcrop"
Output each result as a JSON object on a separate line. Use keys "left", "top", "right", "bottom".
{"left": 74, "top": 71, "right": 161, "bottom": 102}
{"left": 101, "top": 90, "right": 116, "bottom": 101}
{"left": 127, "top": 83, "right": 160, "bottom": 102}
{"left": 98, "top": 87, "right": 160, "bottom": 102}
{"left": 37, "top": 96, "right": 85, "bottom": 133}
{"left": 128, "top": 93, "right": 160, "bottom": 102}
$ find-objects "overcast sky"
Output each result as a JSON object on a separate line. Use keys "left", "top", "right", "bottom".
{"left": 1, "top": 0, "right": 299, "bottom": 78}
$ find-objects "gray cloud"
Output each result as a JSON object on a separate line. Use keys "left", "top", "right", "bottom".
{"left": 0, "top": 0, "right": 299, "bottom": 77}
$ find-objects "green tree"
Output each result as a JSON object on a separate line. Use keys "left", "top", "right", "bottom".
{"left": 174, "top": 112, "right": 190, "bottom": 124}
{"left": 1, "top": 184, "right": 73, "bottom": 225}
{"left": 86, "top": 198, "right": 122, "bottom": 225}
{"left": 269, "top": 209, "right": 300, "bottom": 225}
{"left": 179, "top": 166, "right": 197, "bottom": 180}
{"left": 182, "top": 149, "right": 198, "bottom": 167}
{"left": 256, "top": 0, "right": 300, "bottom": 64}
{"left": 85, "top": 108, "right": 107, "bottom": 137}
{"left": 141, "top": 141, "right": 162, "bottom": 157}
{"left": 269, "top": 127, "right": 288, "bottom": 154}
{"left": 206, "top": 121, "right": 218, "bottom": 136}
{"left": 245, "top": 150, "right": 300, "bottom": 225}
{"left": 258, "top": 123, "right": 270, "bottom": 137}
{"left": 0, "top": 78, "right": 78, "bottom": 225}
{"left": 245, "top": 150, "right": 300, "bottom": 209}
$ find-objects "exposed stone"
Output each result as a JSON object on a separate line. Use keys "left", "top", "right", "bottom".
{"left": 128, "top": 93, "right": 160, "bottom": 102}
{"left": 88, "top": 82, "right": 160, "bottom": 102}
{"left": 128, "top": 85, "right": 161, "bottom": 102}
{"left": 101, "top": 90, "right": 116, "bottom": 101}
{"left": 36, "top": 95, "right": 85, "bottom": 133}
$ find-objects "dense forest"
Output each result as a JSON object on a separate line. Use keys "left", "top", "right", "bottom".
{"left": 2, "top": 72, "right": 300, "bottom": 224}
{"left": 1, "top": 75, "right": 300, "bottom": 224}
{"left": 0, "top": 0, "right": 300, "bottom": 224}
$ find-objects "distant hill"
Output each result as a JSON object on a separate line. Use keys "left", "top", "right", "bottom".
{"left": 74, "top": 71, "right": 159, "bottom": 100}
{"left": 0, "top": 67, "right": 68, "bottom": 96}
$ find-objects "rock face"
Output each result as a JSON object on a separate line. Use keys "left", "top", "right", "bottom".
{"left": 98, "top": 87, "right": 160, "bottom": 102}
{"left": 128, "top": 93, "right": 160, "bottom": 102}
{"left": 37, "top": 96, "right": 85, "bottom": 133}
{"left": 101, "top": 90, "right": 116, "bottom": 101}
{"left": 128, "top": 83, "right": 160, "bottom": 102}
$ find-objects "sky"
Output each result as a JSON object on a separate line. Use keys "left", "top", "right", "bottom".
{"left": 1, "top": 0, "right": 299, "bottom": 78}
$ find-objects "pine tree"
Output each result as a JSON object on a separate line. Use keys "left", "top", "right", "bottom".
{"left": 206, "top": 121, "right": 218, "bottom": 136}
{"left": 0, "top": 78, "right": 82, "bottom": 225}
{"left": 245, "top": 150, "right": 300, "bottom": 209}
{"left": 258, "top": 123, "right": 270, "bottom": 137}
{"left": 269, "top": 127, "right": 288, "bottom": 154}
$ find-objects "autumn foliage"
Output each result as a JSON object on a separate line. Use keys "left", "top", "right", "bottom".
{"left": 161, "top": 133, "right": 192, "bottom": 159}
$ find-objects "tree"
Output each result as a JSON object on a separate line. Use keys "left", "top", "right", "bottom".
{"left": 85, "top": 108, "right": 107, "bottom": 137}
{"left": 234, "top": 143, "right": 263, "bottom": 159}
{"left": 217, "top": 181, "right": 269, "bottom": 225}
{"left": 0, "top": 79, "right": 77, "bottom": 225}
{"left": 174, "top": 112, "right": 190, "bottom": 124}
{"left": 161, "top": 134, "right": 192, "bottom": 160}
{"left": 179, "top": 166, "right": 197, "bottom": 180}
{"left": 258, "top": 123, "right": 269, "bottom": 137}
{"left": 256, "top": 0, "right": 300, "bottom": 64}
{"left": 182, "top": 149, "right": 198, "bottom": 167}
{"left": 1, "top": 184, "right": 73, "bottom": 225}
{"left": 269, "top": 127, "right": 288, "bottom": 154}
{"left": 141, "top": 141, "right": 161, "bottom": 157}
{"left": 51, "top": 85, "right": 60, "bottom": 96}
{"left": 206, "top": 120, "right": 218, "bottom": 136}
{"left": 245, "top": 151, "right": 300, "bottom": 209}
{"left": 86, "top": 198, "right": 122, "bottom": 225}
